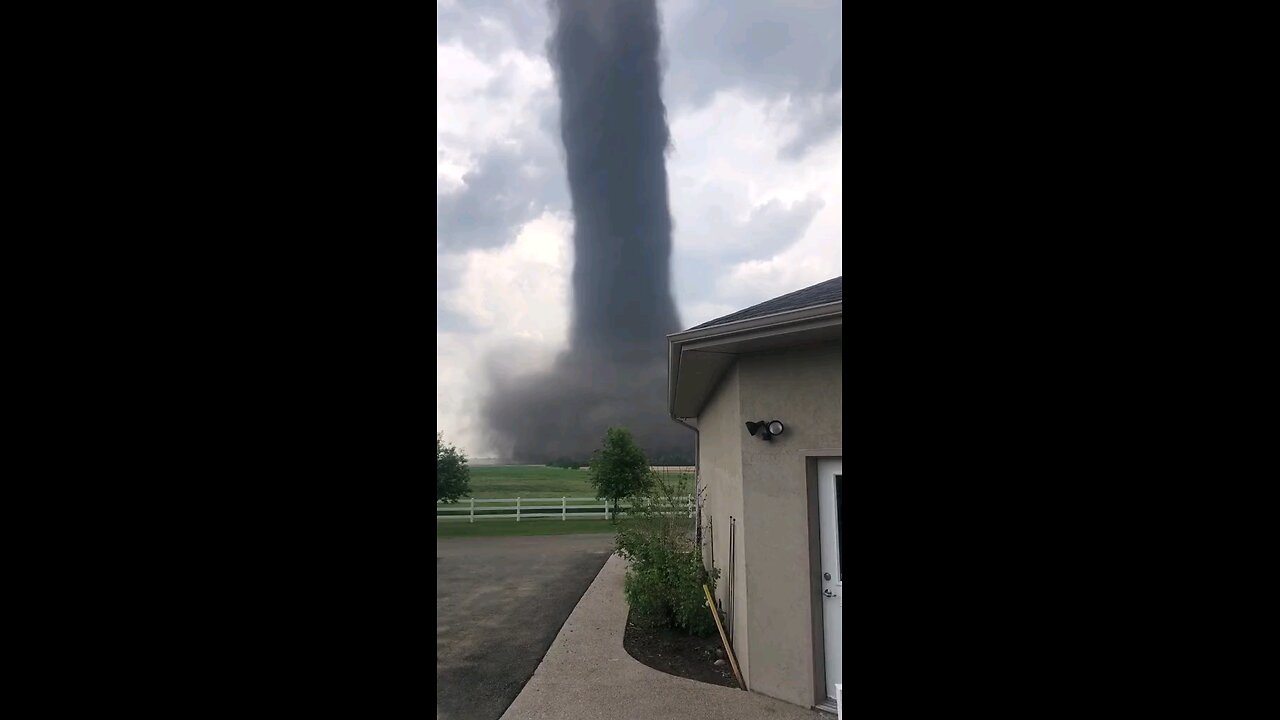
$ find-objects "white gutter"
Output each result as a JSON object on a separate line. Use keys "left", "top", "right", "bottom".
{"left": 668, "top": 301, "right": 843, "bottom": 417}
{"left": 667, "top": 300, "right": 842, "bottom": 344}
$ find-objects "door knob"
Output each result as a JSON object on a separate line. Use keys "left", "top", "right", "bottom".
{"left": 824, "top": 589, "right": 837, "bottom": 598}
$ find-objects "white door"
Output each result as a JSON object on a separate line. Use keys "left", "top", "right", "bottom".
{"left": 818, "top": 458, "right": 843, "bottom": 701}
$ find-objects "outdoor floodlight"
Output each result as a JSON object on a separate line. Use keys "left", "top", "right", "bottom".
{"left": 745, "top": 420, "right": 785, "bottom": 441}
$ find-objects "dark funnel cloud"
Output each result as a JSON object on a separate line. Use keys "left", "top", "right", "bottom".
{"left": 483, "top": 0, "right": 691, "bottom": 464}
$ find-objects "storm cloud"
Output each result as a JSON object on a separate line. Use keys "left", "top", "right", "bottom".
{"left": 482, "top": 0, "right": 690, "bottom": 463}
{"left": 437, "top": 0, "right": 843, "bottom": 460}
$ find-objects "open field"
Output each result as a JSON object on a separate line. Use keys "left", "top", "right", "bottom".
{"left": 437, "top": 466, "right": 694, "bottom": 536}
{"left": 465, "top": 465, "right": 595, "bottom": 498}
{"left": 464, "top": 465, "right": 692, "bottom": 498}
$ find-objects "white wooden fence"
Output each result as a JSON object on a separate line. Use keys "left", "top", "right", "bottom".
{"left": 436, "top": 496, "right": 694, "bottom": 523}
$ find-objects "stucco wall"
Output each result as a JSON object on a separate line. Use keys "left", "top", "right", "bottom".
{"left": 698, "top": 340, "right": 842, "bottom": 707}
{"left": 695, "top": 362, "right": 748, "bottom": 682}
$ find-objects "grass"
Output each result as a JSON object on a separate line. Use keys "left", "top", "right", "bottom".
{"left": 464, "top": 465, "right": 692, "bottom": 499}
{"left": 436, "top": 465, "right": 695, "bottom": 538}
{"left": 465, "top": 465, "right": 596, "bottom": 498}
{"left": 436, "top": 517, "right": 628, "bottom": 538}
{"left": 437, "top": 467, "right": 599, "bottom": 531}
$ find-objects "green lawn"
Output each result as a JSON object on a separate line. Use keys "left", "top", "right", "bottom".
{"left": 465, "top": 465, "right": 596, "bottom": 498}
{"left": 436, "top": 517, "right": 627, "bottom": 538}
{"left": 436, "top": 465, "right": 694, "bottom": 537}
{"left": 464, "top": 465, "right": 692, "bottom": 498}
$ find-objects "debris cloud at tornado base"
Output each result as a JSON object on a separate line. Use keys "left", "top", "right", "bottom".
{"left": 483, "top": 0, "right": 690, "bottom": 464}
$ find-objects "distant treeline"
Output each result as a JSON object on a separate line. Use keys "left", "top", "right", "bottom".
{"left": 648, "top": 451, "right": 694, "bottom": 467}
{"left": 547, "top": 457, "right": 586, "bottom": 469}
{"left": 546, "top": 450, "right": 693, "bottom": 470}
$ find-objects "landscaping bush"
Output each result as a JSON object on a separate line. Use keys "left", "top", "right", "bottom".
{"left": 615, "top": 474, "right": 719, "bottom": 637}
{"left": 622, "top": 562, "right": 669, "bottom": 626}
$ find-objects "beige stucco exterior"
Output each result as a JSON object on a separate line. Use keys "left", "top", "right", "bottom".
{"left": 697, "top": 362, "right": 749, "bottom": 681}
{"left": 695, "top": 340, "right": 842, "bottom": 708}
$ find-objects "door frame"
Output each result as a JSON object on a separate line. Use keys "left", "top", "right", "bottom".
{"left": 803, "top": 450, "right": 842, "bottom": 707}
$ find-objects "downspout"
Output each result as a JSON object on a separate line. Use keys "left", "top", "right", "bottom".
{"left": 672, "top": 416, "right": 700, "bottom": 546}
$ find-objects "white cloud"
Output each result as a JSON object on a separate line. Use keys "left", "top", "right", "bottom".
{"left": 668, "top": 91, "right": 842, "bottom": 321}
{"left": 445, "top": 211, "right": 571, "bottom": 342}
{"left": 437, "top": 211, "right": 573, "bottom": 456}
{"left": 436, "top": 41, "right": 554, "bottom": 189}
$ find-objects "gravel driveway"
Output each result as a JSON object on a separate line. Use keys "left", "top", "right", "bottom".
{"left": 436, "top": 533, "right": 615, "bottom": 720}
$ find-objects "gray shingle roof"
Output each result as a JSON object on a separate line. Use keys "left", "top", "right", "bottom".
{"left": 689, "top": 276, "right": 842, "bottom": 330}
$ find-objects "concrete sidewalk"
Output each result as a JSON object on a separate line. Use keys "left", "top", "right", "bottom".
{"left": 501, "top": 555, "right": 835, "bottom": 720}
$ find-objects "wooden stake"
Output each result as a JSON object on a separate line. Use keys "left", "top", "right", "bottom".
{"left": 704, "top": 584, "right": 746, "bottom": 690}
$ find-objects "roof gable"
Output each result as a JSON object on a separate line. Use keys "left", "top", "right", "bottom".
{"left": 689, "top": 276, "right": 842, "bottom": 331}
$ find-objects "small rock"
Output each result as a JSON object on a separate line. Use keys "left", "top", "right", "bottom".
{"left": 714, "top": 659, "right": 726, "bottom": 666}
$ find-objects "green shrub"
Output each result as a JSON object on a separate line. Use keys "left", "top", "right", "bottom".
{"left": 615, "top": 474, "right": 719, "bottom": 637}
{"left": 622, "top": 563, "right": 669, "bottom": 626}
{"left": 668, "top": 549, "right": 719, "bottom": 636}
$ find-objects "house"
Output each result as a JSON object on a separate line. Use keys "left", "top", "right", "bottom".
{"left": 667, "top": 276, "right": 842, "bottom": 712}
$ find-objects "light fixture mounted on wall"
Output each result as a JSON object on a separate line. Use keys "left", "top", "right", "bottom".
{"left": 745, "top": 420, "right": 785, "bottom": 441}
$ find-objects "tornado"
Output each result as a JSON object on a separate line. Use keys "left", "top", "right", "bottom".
{"left": 483, "top": 0, "right": 690, "bottom": 464}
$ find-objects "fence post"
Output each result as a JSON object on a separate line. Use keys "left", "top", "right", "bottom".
{"left": 470, "top": 497, "right": 475, "bottom": 524}
{"left": 562, "top": 496, "right": 567, "bottom": 521}
{"left": 517, "top": 497, "right": 521, "bottom": 522}
{"left": 603, "top": 498, "right": 608, "bottom": 519}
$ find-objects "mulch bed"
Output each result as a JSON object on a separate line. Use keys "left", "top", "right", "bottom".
{"left": 622, "top": 608, "right": 739, "bottom": 688}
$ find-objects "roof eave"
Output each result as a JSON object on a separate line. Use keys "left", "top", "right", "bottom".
{"left": 668, "top": 300, "right": 842, "bottom": 343}
{"left": 668, "top": 301, "right": 843, "bottom": 418}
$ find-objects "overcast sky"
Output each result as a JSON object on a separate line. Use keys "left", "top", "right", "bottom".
{"left": 437, "top": 0, "right": 842, "bottom": 458}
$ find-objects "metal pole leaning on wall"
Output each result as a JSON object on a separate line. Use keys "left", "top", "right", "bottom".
{"left": 728, "top": 516, "right": 736, "bottom": 644}
{"left": 708, "top": 515, "right": 715, "bottom": 576}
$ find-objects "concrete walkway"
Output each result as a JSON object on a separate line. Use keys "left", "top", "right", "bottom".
{"left": 500, "top": 554, "right": 836, "bottom": 720}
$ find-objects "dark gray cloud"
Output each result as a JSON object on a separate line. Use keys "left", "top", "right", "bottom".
{"left": 551, "top": 0, "right": 681, "bottom": 355}
{"left": 439, "top": 0, "right": 842, "bottom": 110}
{"left": 440, "top": 0, "right": 842, "bottom": 148}
{"left": 436, "top": 0, "right": 840, "bottom": 256}
{"left": 438, "top": 0, "right": 842, "bottom": 456}
{"left": 484, "top": 0, "right": 690, "bottom": 463}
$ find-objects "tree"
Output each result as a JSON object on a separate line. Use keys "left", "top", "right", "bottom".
{"left": 615, "top": 472, "right": 718, "bottom": 636}
{"left": 588, "top": 427, "right": 653, "bottom": 521}
{"left": 437, "top": 433, "right": 471, "bottom": 503}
